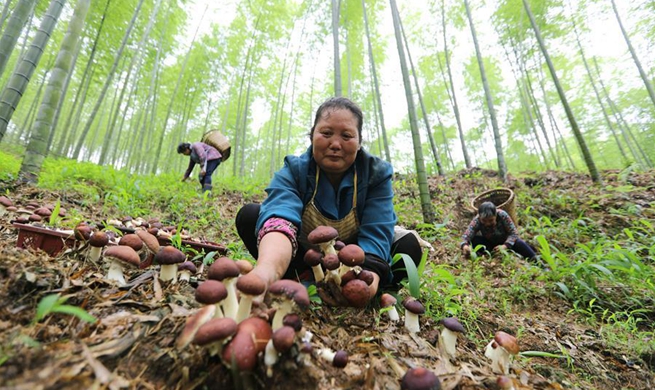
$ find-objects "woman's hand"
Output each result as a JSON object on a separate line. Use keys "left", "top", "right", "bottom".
{"left": 461, "top": 244, "right": 471, "bottom": 258}
{"left": 492, "top": 244, "right": 508, "bottom": 254}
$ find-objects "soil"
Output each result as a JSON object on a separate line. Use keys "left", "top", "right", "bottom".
{"left": 0, "top": 169, "right": 654, "bottom": 390}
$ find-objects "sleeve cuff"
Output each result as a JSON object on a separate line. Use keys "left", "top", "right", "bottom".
{"left": 257, "top": 217, "right": 299, "bottom": 257}
{"left": 362, "top": 253, "right": 391, "bottom": 286}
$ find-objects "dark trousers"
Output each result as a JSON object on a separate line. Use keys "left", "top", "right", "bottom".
{"left": 235, "top": 203, "right": 423, "bottom": 286}
{"left": 200, "top": 159, "right": 221, "bottom": 191}
{"left": 471, "top": 236, "right": 536, "bottom": 259}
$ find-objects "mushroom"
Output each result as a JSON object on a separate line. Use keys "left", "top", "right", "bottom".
{"left": 400, "top": 367, "right": 442, "bottom": 390}
{"left": 307, "top": 225, "right": 339, "bottom": 256}
{"left": 74, "top": 223, "right": 92, "bottom": 241}
{"left": 88, "top": 231, "right": 109, "bottom": 263}
{"left": 380, "top": 293, "right": 400, "bottom": 322}
{"left": 341, "top": 279, "right": 370, "bottom": 308}
{"left": 192, "top": 317, "right": 238, "bottom": 357}
{"left": 264, "top": 325, "right": 296, "bottom": 377}
{"left": 282, "top": 313, "right": 303, "bottom": 332}
{"left": 318, "top": 348, "right": 349, "bottom": 368}
{"left": 267, "top": 280, "right": 310, "bottom": 331}
{"left": 176, "top": 305, "right": 217, "bottom": 350}
{"left": 135, "top": 229, "right": 160, "bottom": 268}
{"left": 235, "top": 272, "right": 267, "bottom": 323}
{"left": 403, "top": 297, "right": 425, "bottom": 334}
{"left": 496, "top": 376, "right": 516, "bottom": 390}
{"left": 439, "top": 317, "right": 466, "bottom": 359}
{"left": 357, "top": 269, "right": 375, "bottom": 285}
{"left": 207, "top": 257, "right": 241, "bottom": 319}
{"left": 195, "top": 279, "right": 228, "bottom": 318}
{"left": 337, "top": 243, "right": 365, "bottom": 276}
{"left": 154, "top": 246, "right": 186, "bottom": 282}
{"left": 303, "top": 248, "right": 325, "bottom": 282}
{"left": 118, "top": 233, "right": 143, "bottom": 252}
{"left": 322, "top": 253, "right": 341, "bottom": 284}
{"left": 178, "top": 261, "right": 197, "bottom": 282}
{"left": 222, "top": 317, "right": 272, "bottom": 371}
{"left": 103, "top": 245, "right": 140, "bottom": 286}
{"left": 484, "top": 331, "right": 519, "bottom": 374}
{"left": 0, "top": 196, "right": 13, "bottom": 216}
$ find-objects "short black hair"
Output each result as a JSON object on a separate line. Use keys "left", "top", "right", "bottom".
{"left": 177, "top": 142, "right": 190, "bottom": 154}
{"left": 478, "top": 201, "right": 497, "bottom": 218}
{"left": 310, "top": 97, "right": 363, "bottom": 144}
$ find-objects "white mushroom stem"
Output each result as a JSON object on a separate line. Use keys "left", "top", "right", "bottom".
{"left": 107, "top": 260, "right": 126, "bottom": 286}
{"left": 159, "top": 264, "right": 178, "bottom": 282}
{"left": 271, "top": 300, "right": 293, "bottom": 331}
{"left": 179, "top": 270, "right": 192, "bottom": 282}
{"left": 404, "top": 312, "right": 420, "bottom": 333}
{"left": 235, "top": 294, "right": 254, "bottom": 323}
{"left": 385, "top": 305, "right": 400, "bottom": 322}
{"left": 484, "top": 341, "right": 511, "bottom": 374}
{"left": 207, "top": 341, "right": 224, "bottom": 357}
{"left": 89, "top": 246, "right": 103, "bottom": 263}
{"left": 264, "top": 339, "right": 279, "bottom": 378}
{"left": 213, "top": 304, "right": 224, "bottom": 319}
{"left": 440, "top": 328, "right": 458, "bottom": 359}
{"left": 318, "top": 348, "right": 338, "bottom": 363}
{"left": 222, "top": 278, "right": 239, "bottom": 320}
{"left": 318, "top": 240, "right": 337, "bottom": 256}
{"left": 310, "top": 265, "right": 325, "bottom": 283}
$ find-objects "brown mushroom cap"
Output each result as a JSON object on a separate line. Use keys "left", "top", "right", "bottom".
{"left": 340, "top": 269, "right": 358, "bottom": 286}
{"left": 400, "top": 367, "right": 442, "bottom": 390}
{"left": 135, "top": 229, "right": 160, "bottom": 253}
{"left": 74, "top": 224, "right": 93, "bottom": 241}
{"left": 380, "top": 293, "right": 397, "bottom": 308}
{"left": 441, "top": 317, "right": 465, "bottom": 333}
{"left": 193, "top": 317, "right": 238, "bottom": 346}
{"left": 322, "top": 253, "right": 340, "bottom": 271}
{"left": 271, "top": 325, "right": 296, "bottom": 353}
{"left": 282, "top": 313, "right": 303, "bottom": 332}
{"left": 104, "top": 245, "right": 140, "bottom": 267}
{"left": 34, "top": 207, "right": 52, "bottom": 217}
{"left": 307, "top": 225, "right": 339, "bottom": 245}
{"left": 236, "top": 272, "right": 267, "bottom": 296}
{"left": 154, "top": 246, "right": 186, "bottom": 265}
{"left": 303, "top": 248, "right": 323, "bottom": 267}
{"left": 176, "top": 305, "right": 217, "bottom": 349}
{"left": 403, "top": 297, "right": 426, "bottom": 315}
{"left": 195, "top": 280, "right": 228, "bottom": 304}
{"left": 341, "top": 279, "right": 370, "bottom": 308}
{"left": 268, "top": 280, "right": 310, "bottom": 310}
{"left": 207, "top": 257, "right": 240, "bottom": 281}
{"left": 337, "top": 244, "right": 366, "bottom": 267}
{"left": 494, "top": 331, "right": 519, "bottom": 355}
{"left": 178, "top": 260, "right": 197, "bottom": 274}
{"left": 89, "top": 231, "right": 109, "bottom": 248}
{"left": 0, "top": 196, "right": 12, "bottom": 207}
{"left": 332, "top": 350, "right": 349, "bottom": 368}
{"left": 28, "top": 214, "right": 42, "bottom": 222}
{"left": 118, "top": 233, "right": 143, "bottom": 251}
{"left": 357, "top": 269, "right": 375, "bottom": 285}
{"left": 222, "top": 317, "right": 272, "bottom": 371}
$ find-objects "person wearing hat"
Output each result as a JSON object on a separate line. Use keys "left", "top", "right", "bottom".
{"left": 177, "top": 141, "right": 222, "bottom": 193}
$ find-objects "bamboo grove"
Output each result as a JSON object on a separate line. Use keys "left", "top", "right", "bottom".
{"left": 0, "top": 0, "right": 653, "bottom": 203}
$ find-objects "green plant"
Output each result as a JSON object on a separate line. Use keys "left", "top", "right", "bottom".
{"left": 33, "top": 294, "right": 97, "bottom": 325}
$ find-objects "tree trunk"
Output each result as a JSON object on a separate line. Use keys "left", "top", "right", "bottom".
{"left": 72, "top": 0, "right": 144, "bottom": 160}
{"left": 20, "top": 0, "right": 90, "bottom": 182}
{"left": 362, "top": 0, "right": 391, "bottom": 163}
{"left": 389, "top": 0, "right": 435, "bottom": 223}
{"left": 331, "top": 0, "right": 342, "bottom": 96}
{"left": 0, "top": 0, "right": 65, "bottom": 142}
{"left": 0, "top": 0, "right": 36, "bottom": 77}
{"left": 441, "top": 0, "right": 471, "bottom": 168}
{"left": 464, "top": 0, "right": 507, "bottom": 180}
{"left": 522, "top": 0, "right": 600, "bottom": 183}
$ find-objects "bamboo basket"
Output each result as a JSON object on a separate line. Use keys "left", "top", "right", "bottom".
{"left": 201, "top": 130, "right": 231, "bottom": 161}
{"left": 469, "top": 188, "right": 518, "bottom": 226}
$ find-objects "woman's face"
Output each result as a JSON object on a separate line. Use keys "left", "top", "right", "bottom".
{"left": 480, "top": 215, "right": 497, "bottom": 228}
{"left": 312, "top": 108, "right": 360, "bottom": 177}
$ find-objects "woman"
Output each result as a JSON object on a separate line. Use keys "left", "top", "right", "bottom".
{"left": 235, "top": 97, "right": 422, "bottom": 306}
{"left": 460, "top": 201, "right": 536, "bottom": 260}
{"left": 177, "top": 141, "right": 222, "bottom": 193}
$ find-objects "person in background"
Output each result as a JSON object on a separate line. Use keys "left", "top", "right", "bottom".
{"left": 235, "top": 97, "right": 423, "bottom": 307}
{"left": 460, "top": 201, "right": 536, "bottom": 260}
{"left": 177, "top": 141, "right": 222, "bottom": 193}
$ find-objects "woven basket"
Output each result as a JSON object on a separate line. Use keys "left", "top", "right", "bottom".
{"left": 469, "top": 188, "right": 518, "bottom": 226}
{"left": 201, "top": 130, "right": 231, "bottom": 161}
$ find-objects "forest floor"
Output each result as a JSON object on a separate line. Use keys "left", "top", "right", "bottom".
{"left": 0, "top": 168, "right": 653, "bottom": 389}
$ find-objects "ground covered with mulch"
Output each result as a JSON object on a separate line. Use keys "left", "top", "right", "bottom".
{"left": 0, "top": 169, "right": 653, "bottom": 389}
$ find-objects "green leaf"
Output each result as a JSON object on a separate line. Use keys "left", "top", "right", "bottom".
{"left": 51, "top": 305, "right": 97, "bottom": 323}
{"left": 394, "top": 253, "right": 420, "bottom": 299}
{"left": 34, "top": 294, "right": 62, "bottom": 323}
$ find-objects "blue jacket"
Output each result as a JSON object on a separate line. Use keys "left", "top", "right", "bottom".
{"left": 257, "top": 147, "right": 397, "bottom": 268}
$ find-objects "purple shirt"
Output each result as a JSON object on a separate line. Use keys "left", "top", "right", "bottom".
{"left": 183, "top": 142, "right": 222, "bottom": 178}
{"left": 461, "top": 209, "right": 519, "bottom": 248}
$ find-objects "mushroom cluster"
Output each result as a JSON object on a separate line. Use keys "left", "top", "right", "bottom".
{"left": 305, "top": 226, "right": 374, "bottom": 308}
